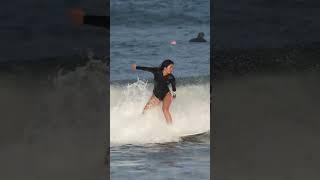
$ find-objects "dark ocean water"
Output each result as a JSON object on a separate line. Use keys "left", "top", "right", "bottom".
{"left": 0, "top": 0, "right": 108, "bottom": 179}
{"left": 212, "top": 44, "right": 320, "bottom": 180}
{"left": 213, "top": 71, "right": 320, "bottom": 180}
{"left": 0, "top": 56, "right": 108, "bottom": 180}
{"left": 0, "top": 0, "right": 108, "bottom": 62}
{"left": 111, "top": 137, "right": 210, "bottom": 180}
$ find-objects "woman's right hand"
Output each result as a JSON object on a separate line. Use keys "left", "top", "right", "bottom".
{"left": 172, "top": 91, "right": 176, "bottom": 99}
{"left": 131, "top": 64, "right": 137, "bottom": 71}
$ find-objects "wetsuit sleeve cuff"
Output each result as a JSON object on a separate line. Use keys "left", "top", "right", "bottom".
{"left": 83, "top": 15, "right": 109, "bottom": 28}
{"left": 136, "top": 66, "right": 157, "bottom": 73}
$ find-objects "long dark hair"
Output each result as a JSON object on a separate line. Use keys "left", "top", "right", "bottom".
{"left": 159, "top": 59, "right": 174, "bottom": 71}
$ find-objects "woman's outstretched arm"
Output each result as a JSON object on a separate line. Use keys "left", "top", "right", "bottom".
{"left": 131, "top": 64, "right": 158, "bottom": 74}
{"left": 68, "top": 8, "right": 109, "bottom": 29}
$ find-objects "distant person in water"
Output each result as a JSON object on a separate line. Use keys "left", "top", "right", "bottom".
{"left": 131, "top": 60, "right": 176, "bottom": 124}
{"left": 68, "top": 8, "right": 108, "bottom": 29}
{"left": 189, "top": 32, "right": 207, "bottom": 42}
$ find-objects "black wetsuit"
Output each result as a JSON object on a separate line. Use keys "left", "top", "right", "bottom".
{"left": 83, "top": 15, "right": 109, "bottom": 29}
{"left": 136, "top": 66, "right": 176, "bottom": 100}
{"left": 189, "top": 37, "right": 207, "bottom": 42}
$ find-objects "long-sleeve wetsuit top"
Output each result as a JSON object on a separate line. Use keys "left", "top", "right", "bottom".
{"left": 83, "top": 15, "right": 109, "bottom": 29}
{"left": 136, "top": 66, "right": 176, "bottom": 100}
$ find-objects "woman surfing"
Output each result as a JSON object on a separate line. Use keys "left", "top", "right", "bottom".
{"left": 131, "top": 59, "right": 176, "bottom": 124}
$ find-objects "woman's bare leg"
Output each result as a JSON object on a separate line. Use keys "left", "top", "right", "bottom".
{"left": 162, "top": 92, "right": 173, "bottom": 124}
{"left": 142, "top": 95, "right": 160, "bottom": 114}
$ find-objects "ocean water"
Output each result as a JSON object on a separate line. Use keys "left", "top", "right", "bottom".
{"left": 110, "top": 0, "right": 210, "bottom": 179}
{"left": 111, "top": 139, "right": 210, "bottom": 180}
{"left": 0, "top": 57, "right": 108, "bottom": 180}
{"left": 0, "top": 0, "right": 108, "bottom": 62}
{"left": 213, "top": 71, "right": 320, "bottom": 180}
{"left": 110, "top": 0, "right": 210, "bottom": 81}
{"left": 213, "top": 44, "right": 320, "bottom": 179}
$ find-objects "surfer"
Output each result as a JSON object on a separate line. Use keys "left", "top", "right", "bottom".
{"left": 131, "top": 59, "right": 176, "bottom": 124}
{"left": 68, "top": 8, "right": 109, "bottom": 29}
{"left": 189, "top": 32, "right": 207, "bottom": 42}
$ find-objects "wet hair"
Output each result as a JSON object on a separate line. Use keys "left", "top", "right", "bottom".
{"left": 159, "top": 59, "right": 174, "bottom": 71}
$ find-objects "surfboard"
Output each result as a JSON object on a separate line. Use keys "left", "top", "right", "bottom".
{"left": 180, "top": 131, "right": 209, "bottom": 142}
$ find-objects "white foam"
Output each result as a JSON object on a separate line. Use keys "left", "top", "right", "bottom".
{"left": 110, "top": 79, "right": 210, "bottom": 145}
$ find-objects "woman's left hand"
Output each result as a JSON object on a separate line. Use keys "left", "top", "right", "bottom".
{"left": 131, "top": 64, "right": 137, "bottom": 71}
{"left": 172, "top": 92, "right": 176, "bottom": 99}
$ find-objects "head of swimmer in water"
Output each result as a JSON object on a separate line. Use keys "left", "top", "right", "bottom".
{"left": 160, "top": 59, "right": 174, "bottom": 75}
{"left": 197, "top": 32, "right": 205, "bottom": 38}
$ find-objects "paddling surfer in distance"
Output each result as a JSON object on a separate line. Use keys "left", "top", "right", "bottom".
{"left": 189, "top": 32, "right": 207, "bottom": 42}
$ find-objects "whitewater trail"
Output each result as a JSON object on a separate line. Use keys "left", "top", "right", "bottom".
{"left": 110, "top": 78, "right": 210, "bottom": 145}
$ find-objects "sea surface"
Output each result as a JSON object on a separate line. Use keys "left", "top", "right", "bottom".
{"left": 0, "top": 0, "right": 108, "bottom": 179}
